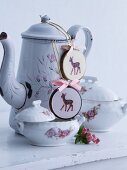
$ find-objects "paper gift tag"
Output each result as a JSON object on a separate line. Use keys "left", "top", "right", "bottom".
{"left": 60, "top": 49, "right": 86, "bottom": 80}
{"left": 49, "top": 87, "right": 82, "bottom": 120}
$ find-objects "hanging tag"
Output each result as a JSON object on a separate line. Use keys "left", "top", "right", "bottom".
{"left": 60, "top": 46, "right": 86, "bottom": 80}
{"left": 49, "top": 87, "right": 82, "bottom": 120}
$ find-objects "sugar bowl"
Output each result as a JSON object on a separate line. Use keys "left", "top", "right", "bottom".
{"left": 15, "top": 100, "right": 85, "bottom": 146}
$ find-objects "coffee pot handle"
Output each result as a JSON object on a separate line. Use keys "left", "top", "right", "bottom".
{"left": 67, "top": 25, "right": 93, "bottom": 57}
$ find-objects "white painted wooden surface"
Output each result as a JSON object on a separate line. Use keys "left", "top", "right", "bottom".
{"left": 0, "top": 112, "right": 127, "bottom": 170}
{"left": 59, "top": 157, "right": 127, "bottom": 170}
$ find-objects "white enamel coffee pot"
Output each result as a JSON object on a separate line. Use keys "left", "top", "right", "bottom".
{"left": 0, "top": 15, "right": 92, "bottom": 132}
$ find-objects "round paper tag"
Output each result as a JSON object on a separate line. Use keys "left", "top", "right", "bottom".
{"left": 49, "top": 87, "right": 82, "bottom": 120}
{"left": 60, "top": 49, "right": 86, "bottom": 80}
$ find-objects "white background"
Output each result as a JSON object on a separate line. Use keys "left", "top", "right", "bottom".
{"left": 0, "top": 0, "right": 127, "bottom": 129}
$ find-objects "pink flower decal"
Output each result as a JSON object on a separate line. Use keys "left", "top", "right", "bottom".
{"left": 43, "top": 76, "right": 47, "bottom": 82}
{"left": 82, "top": 104, "right": 101, "bottom": 121}
{"left": 80, "top": 86, "right": 92, "bottom": 94}
{"left": 36, "top": 75, "right": 47, "bottom": 83}
{"left": 43, "top": 111, "right": 52, "bottom": 116}
{"left": 47, "top": 54, "right": 56, "bottom": 63}
{"left": 80, "top": 86, "right": 87, "bottom": 94}
{"left": 45, "top": 127, "right": 73, "bottom": 138}
{"left": 36, "top": 75, "right": 41, "bottom": 82}
{"left": 45, "top": 128, "right": 57, "bottom": 138}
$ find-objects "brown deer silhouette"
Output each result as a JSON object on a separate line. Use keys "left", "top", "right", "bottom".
{"left": 69, "top": 57, "right": 81, "bottom": 75}
{"left": 60, "top": 93, "right": 73, "bottom": 112}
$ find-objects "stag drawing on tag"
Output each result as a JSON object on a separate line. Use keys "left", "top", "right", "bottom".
{"left": 60, "top": 93, "right": 73, "bottom": 112}
{"left": 69, "top": 57, "right": 81, "bottom": 75}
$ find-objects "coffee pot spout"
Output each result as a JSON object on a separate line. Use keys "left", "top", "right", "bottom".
{"left": 0, "top": 32, "right": 26, "bottom": 109}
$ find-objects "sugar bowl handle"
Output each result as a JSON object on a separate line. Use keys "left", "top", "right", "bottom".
{"left": 122, "top": 103, "right": 127, "bottom": 114}
{"left": 17, "top": 122, "right": 24, "bottom": 134}
{"left": 75, "top": 114, "right": 85, "bottom": 126}
{"left": 67, "top": 25, "right": 93, "bottom": 57}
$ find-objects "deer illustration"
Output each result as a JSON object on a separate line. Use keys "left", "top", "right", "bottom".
{"left": 60, "top": 93, "right": 73, "bottom": 112}
{"left": 69, "top": 57, "right": 81, "bottom": 75}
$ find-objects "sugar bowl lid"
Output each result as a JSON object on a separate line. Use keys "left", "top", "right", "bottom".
{"left": 22, "top": 15, "right": 71, "bottom": 40}
{"left": 15, "top": 100, "right": 55, "bottom": 122}
{"left": 80, "top": 76, "right": 119, "bottom": 102}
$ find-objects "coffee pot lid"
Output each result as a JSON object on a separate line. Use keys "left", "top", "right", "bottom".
{"left": 21, "top": 15, "right": 71, "bottom": 40}
{"left": 15, "top": 100, "right": 55, "bottom": 122}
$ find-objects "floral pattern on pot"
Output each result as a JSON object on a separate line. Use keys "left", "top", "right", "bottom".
{"left": 80, "top": 86, "right": 92, "bottom": 95}
{"left": 26, "top": 52, "right": 60, "bottom": 101}
{"left": 45, "top": 127, "right": 73, "bottom": 139}
{"left": 82, "top": 104, "right": 101, "bottom": 121}
{"left": 42, "top": 110, "right": 52, "bottom": 116}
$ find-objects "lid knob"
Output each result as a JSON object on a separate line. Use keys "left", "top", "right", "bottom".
{"left": 40, "top": 15, "right": 50, "bottom": 23}
{"left": 84, "top": 76, "right": 98, "bottom": 83}
{"left": 32, "top": 100, "right": 41, "bottom": 107}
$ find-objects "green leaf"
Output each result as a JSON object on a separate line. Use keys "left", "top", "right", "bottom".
{"left": 77, "top": 125, "right": 84, "bottom": 135}
{"left": 74, "top": 134, "right": 79, "bottom": 138}
{"left": 80, "top": 140, "right": 83, "bottom": 144}
{"left": 82, "top": 138, "right": 89, "bottom": 144}
{"left": 75, "top": 137, "right": 80, "bottom": 144}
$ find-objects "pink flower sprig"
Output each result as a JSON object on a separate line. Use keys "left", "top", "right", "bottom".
{"left": 75, "top": 126, "right": 100, "bottom": 144}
